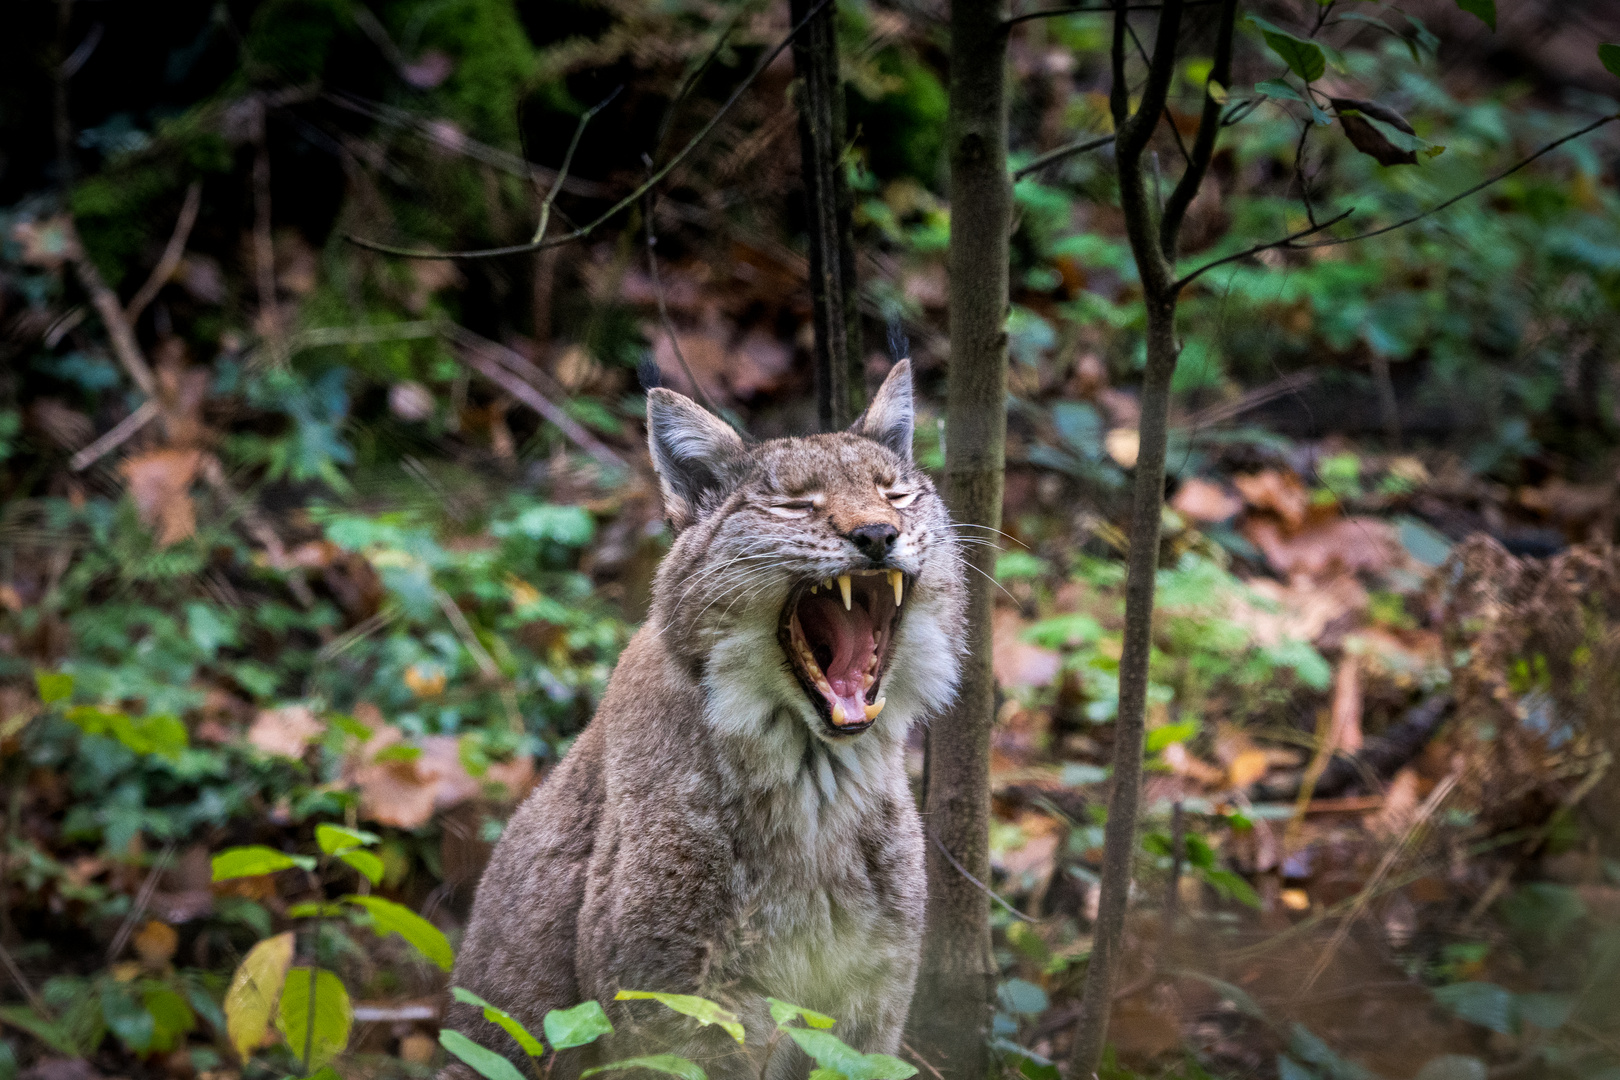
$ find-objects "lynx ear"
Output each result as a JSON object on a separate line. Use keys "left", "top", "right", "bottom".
{"left": 850, "top": 359, "right": 914, "bottom": 462}
{"left": 647, "top": 389, "right": 747, "bottom": 529}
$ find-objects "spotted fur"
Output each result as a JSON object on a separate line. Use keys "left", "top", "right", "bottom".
{"left": 443, "top": 362, "right": 966, "bottom": 1079}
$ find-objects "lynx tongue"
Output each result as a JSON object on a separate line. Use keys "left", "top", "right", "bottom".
{"left": 798, "top": 593, "right": 876, "bottom": 726}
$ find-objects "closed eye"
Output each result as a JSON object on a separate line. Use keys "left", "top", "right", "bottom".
{"left": 768, "top": 500, "right": 817, "bottom": 518}
{"left": 885, "top": 489, "right": 919, "bottom": 509}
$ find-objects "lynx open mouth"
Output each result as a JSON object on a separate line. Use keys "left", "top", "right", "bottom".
{"left": 779, "top": 570, "right": 908, "bottom": 736}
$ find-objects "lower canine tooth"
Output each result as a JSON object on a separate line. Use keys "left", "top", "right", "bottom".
{"left": 864, "top": 698, "right": 886, "bottom": 721}
{"left": 837, "top": 575, "right": 852, "bottom": 611}
{"left": 889, "top": 569, "right": 904, "bottom": 606}
{"left": 832, "top": 702, "right": 847, "bottom": 725}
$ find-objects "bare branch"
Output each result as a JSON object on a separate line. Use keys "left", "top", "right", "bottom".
{"left": 643, "top": 192, "right": 724, "bottom": 416}
{"left": 1011, "top": 133, "right": 1112, "bottom": 180}
{"left": 1124, "top": 19, "right": 1190, "bottom": 167}
{"left": 70, "top": 399, "right": 161, "bottom": 472}
{"left": 1003, "top": 0, "right": 1219, "bottom": 28}
{"left": 125, "top": 181, "right": 202, "bottom": 326}
{"left": 444, "top": 326, "right": 628, "bottom": 470}
{"left": 533, "top": 87, "right": 621, "bottom": 244}
{"left": 347, "top": 0, "right": 832, "bottom": 262}
{"left": 1172, "top": 208, "right": 1353, "bottom": 292}
{"left": 1159, "top": 0, "right": 1236, "bottom": 259}
{"left": 65, "top": 221, "right": 157, "bottom": 397}
{"left": 1296, "top": 112, "right": 1619, "bottom": 249}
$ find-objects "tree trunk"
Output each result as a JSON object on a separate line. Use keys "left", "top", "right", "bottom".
{"left": 911, "top": 0, "right": 1009, "bottom": 1075}
{"left": 790, "top": 0, "right": 862, "bottom": 430}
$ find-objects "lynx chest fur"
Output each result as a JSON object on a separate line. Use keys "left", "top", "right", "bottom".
{"left": 445, "top": 362, "right": 965, "bottom": 1078}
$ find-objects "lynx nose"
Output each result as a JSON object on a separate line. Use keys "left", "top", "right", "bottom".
{"left": 847, "top": 523, "right": 899, "bottom": 561}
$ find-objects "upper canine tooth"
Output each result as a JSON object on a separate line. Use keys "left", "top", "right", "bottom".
{"left": 889, "top": 569, "right": 904, "bottom": 606}
{"left": 864, "top": 698, "right": 886, "bottom": 721}
{"left": 837, "top": 575, "right": 852, "bottom": 611}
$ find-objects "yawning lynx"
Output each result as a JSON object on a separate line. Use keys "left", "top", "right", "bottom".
{"left": 442, "top": 361, "right": 965, "bottom": 1079}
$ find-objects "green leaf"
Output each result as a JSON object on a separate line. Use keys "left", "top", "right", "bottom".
{"left": 1203, "top": 869, "right": 1262, "bottom": 909}
{"left": 1146, "top": 720, "right": 1199, "bottom": 752}
{"left": 439, "top": 1029, "right": 530, "bottom": 1080}
{"left": 276, "top": 968, "right": 352, "bottom": 1070}
{"left": 583, "top": 1055, "right": 707, "bottom": 1080}
{"left": 786, "top": 1030, "right": 918, "bottom": 1080}
{"left": 342, "top": 895, "right": 454, "bottom": 971}
{"left": 808, "top": 1071, "right": 848, "bottom": 1080}
{"left": 101, "top": 981, "right": 155, "bottom": 1053}
{"left": 614, "top": 991, "right": 744, "bottom": 1045}
{"left": 33, "top": 670, "right": 72, "bottom": 705}
{"left": 450, "top": 988, "right": 545, "bottom": 1057}
{"left": 1600, "top": 42, "right": 1620, "bottom": 78}
{"left": 1515, "top": 992, "right": 1573, "bottom": 1031}
{"left": 141, "top": 983, "right": 196, "bottom": 1053}
{"left": 765, "top": 998, "right": 837, "bottom": 1031}
{"left": 997, "top": 979, "right": 1049, "bottom": 1016}
{"left": 0, "top": 1006, "right": 81, "bottom": 1057}
{"left": 286, "top": 902, "right": 348, "bottom": 919}
{"left": 212, "top": 846, "right": 316, "bottom": 881}
{"left": 543, "top": 1000, "right": 615, "bottom": 1051}
{"left": 1287, "top": 1024, "right": 1376, "bottom": 1080}
{"left": 338, "top": 850, "right": 384, "bottom": 886}
{"left": 1454, "top": 0, "right": 1495, "bottom": 30}
{"left": 315, "top": 823, "right": 379, "bottom": 855}
{"left": 1247, "top": 17, "right": 1326, "bottom": 82}
{"left": 1256, "top": 78, "right": 1306, "bottom": 103}
{"left": 1433, "top": 982, "right": 1515, "bottom": 1035}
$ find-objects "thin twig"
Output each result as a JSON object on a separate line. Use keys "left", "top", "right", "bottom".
{"left": 1301, "top": 770, "right": 1461, "bottom": 992}
{"left": 1004, "top": 0, "right": 1221, "bottom": 27}
{"left": 1125, "top": 20, "right": 1191, "bottom": 167}
{"left": 199, "top": 456, "right": 317, "bottom": 608}
{"left": 1172, "top": 208, "right": 1352, "bottom": 292}
{"left": 70, "top": 398, "right": 160, "bottom": 472}
{"left": 533, "top": 88, "right": 622, "bottom": 244}
{"left": 1012, "top": 134, "right": 1113, "bottom": 181}
{"left": 65, "top": 222, "right": 157, "bottom": 396}
{"left": 107, "top": 840, "right": 177, "bottom": 962}
{"left": 0, "top": 938, "right": 50, "bottom": 1019}
{"left": 446, "top": 328, "right": 628, "bottom": 469}
{"left": 1295, "top": 113, "right": 1619, "bottom": 249}
{"left": 642, "top": 191, "right": 723, "bottom": 416}
{"left": 346, "top": 0, "right": 833, "bottom": 261}
{"left": 930, "top": 832, "right": 1035, "bottom": 923}
{"left": 124, "top": 181, "right": 203, "bottom": 327}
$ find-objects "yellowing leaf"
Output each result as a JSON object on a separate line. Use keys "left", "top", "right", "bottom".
{"left": 765, "top": 998, "right": 837, "bottom": 1031}
{"left": 451, "top": 987, "right": 545, "bottom": 1057}
{"left": 224, "top": 932, "right": 294, "bottom": 1062}
{"left": 343, "top": 895, "right": 454, "bottom": 971}
{"left": 404, "top": 663, "right": 447, "bottom": 698}
{"left": 33, "top": 670, "right": 73, "bottom": 706}
{"left": 615, "top": 991, "right": 744, "bottom": 1045}
{"left": 276, "top": 967, "right": 352, "bottom": 1070}
{"left": 1227, "top": 749, "right": 1269, "bottom": 788}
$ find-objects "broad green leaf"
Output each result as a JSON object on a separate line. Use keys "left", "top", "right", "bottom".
{"left": 0, "top": 1006, "right": 81, "bottom": 1057}
{"left": 1454, "top": 0, "right": 1494, "bottom": 30}
{"left": 1256, "top": 78, "right": 1305, "bottom": 103}
{"left": 451, "top": 987, "right": 545, "bottom": 1057}
{"left": 33, "top": 670, "right": 72, "bottom": 705}
{"left": 1358, "top": 115, "right": 1443, "bottom": 158}
{"left": 315, "top": 823, "right": 379, "bottom": 855}
{"left": 543, "top": 1000, "right": 615, "bottom": 1051}
{"left": 1287, "top": 1023, "right": 1376, "bottom": 1080}
{"left": 1433, "top": 982, "right": 1516, "bottom": 1035}
{"left": 614, "top": 991, "right": 744, "bottom": 1045}
{"left": 286, "top": 902, "right": 347, "bottom": 919}
{"left": 338, "top": 850, "right": 385, "bottom": 886}
{"left": 1247, "top": 17, "right": 1325, "bottom": 82}
{"left": 342, "top": 895, "right": 454, "bottom": 971}
{"left": 439, "top": 1029, "right": 529, "bottom": 1080}
{"left": 101, "top": 981, "right": 154, "bottom": 1053}
{"left": 1600, "top": 42, "right": 1620, "bottom": 78}
{"left": 212, "top": 846, "right": 316, "bottom": 881}
{"left": 809, "top": 1071, "right": 848, "bottom": 1080}
{"left": 997, "top": 979, "right": 1049, "bottom": 1016}
{"left": 765, "top": 998, "right": 836, "bottom": 1031}
{"left": 141, "top": 983, "right": 196, "bottom": 1053}
{"left": 276, "top": 967, "right": 352, "bottom": 1070}
{"left": 786, "top": 1029, "right": 918, "bottom": 1080}
{"left": 1203, "top": 869, "right": 1262, "bottom": 909}
{"left": 1146, "top": 720, "right": 1199, "bottom": 752}
{"left": 583, "top": 1055, "right": 707, "bottom": 1080}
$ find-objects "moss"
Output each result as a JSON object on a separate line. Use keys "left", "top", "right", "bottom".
{"left": 245, "top": 0, "right": 354, "bottom": 83}
{"left": 849, "top": 49, "right": 947, "bottom": 188}
{"left": 393, "top": 0, "right": 538, "bottom": 147}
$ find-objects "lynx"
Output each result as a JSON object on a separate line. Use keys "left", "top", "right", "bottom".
{"left": 442, "top": 361, "right": 966, "bottom": 1079}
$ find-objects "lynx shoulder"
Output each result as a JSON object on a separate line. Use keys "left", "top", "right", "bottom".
{"left": 443, "top": 361, "right": 966, "bottom": 1078}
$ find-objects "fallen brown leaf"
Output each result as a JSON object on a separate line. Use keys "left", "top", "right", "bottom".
{"left": 1329, "top": 655, "right": 1364, "bottom": 753}
{"left": 1172, "top": 478, "right": 1243, "bottom": 523}
{"left": 121, "top": 448, "right": 203, "bottom": 546}
{"left": 247, "top": 705, "right": 324, "bottom": 759}
{"left": 133, "top": 919, "right": 179, "bottom": 967}
{"left": 991, "top": 609, "right": 1063, "bottom": 690}
{"left": 1243, "top": 516, "right": 1400, "bottom": 581}
{"left": 1233, "top": 469, "right": 1309, "bottom": 530}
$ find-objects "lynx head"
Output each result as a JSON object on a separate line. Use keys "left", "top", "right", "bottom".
{"left": 646, "top": 361, "right": 965, "bottom": 748}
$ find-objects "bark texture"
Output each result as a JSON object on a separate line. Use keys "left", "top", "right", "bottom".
{"left": 910, "top": 0, "right": 1009, "bottom": 1075}
{"left": 791, "top": 0, "right": 862, "bottom": 430}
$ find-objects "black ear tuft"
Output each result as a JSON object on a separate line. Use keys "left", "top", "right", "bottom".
{"left": 646, "top": 389, "right": 747, "bottom": 530}
{"left": 637, "top": 357, "right": 663, "bottom": 391}
{"left": 849, "top": 358, "right": 914, "bottom": 463}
